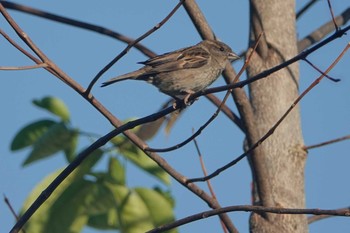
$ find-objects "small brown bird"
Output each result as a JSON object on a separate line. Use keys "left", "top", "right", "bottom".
{"left": 102, "top": 40, "right": 239, "bottom": 104}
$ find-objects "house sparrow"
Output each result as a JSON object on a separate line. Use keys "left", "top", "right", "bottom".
{"left": 102, "top": 40, "right": 239, "bottom": 105}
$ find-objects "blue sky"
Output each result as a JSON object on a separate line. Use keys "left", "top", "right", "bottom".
{"left": 1, "top": 1, "right": 350, "bottom": 232}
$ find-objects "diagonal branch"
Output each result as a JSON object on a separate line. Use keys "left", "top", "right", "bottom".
{"left": 298, "top": 7, "right": 350, "bottom": 51}
{"left": 296, "top": 0, "right": 319, "bottom": 19}
{"left": 85, "top": 0, "right": 187, "bottom": 93}
{"left": 201, "top": 24, "right": 350, "bottom": 97}
{"left": 193, "top": 136, "right": 229, "bottom": 233}
{"left": 1, "top": 3, "right": 237, "bottom": 233}
{"left": 0, "top": 1, "right": 156, "bottom": 58}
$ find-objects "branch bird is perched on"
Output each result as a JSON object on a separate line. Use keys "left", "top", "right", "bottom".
{"left": 102, "top": 40, "right": 239, "bottom": 105}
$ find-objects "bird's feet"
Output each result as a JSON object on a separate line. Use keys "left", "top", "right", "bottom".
{"left": 172, "top": 90, "right": 197, "bottom": 109}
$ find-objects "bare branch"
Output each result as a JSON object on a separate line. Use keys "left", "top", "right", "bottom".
{"left": 0, "top": 63, "right": 47, "bottom": 70}
{"left": 298, "top": 7, "right": 350, "bottom": 51}
{"left": 206, "top": 94, "right": 245, "bottom": 132}
{"left": 308, "top": 206, "right": 350, "bottom": 224}
{"left": 304, "top": 135, "right": 350, "bottom": 150}
{"left": 193, "top": 135, "right": 229, "bottom": 233}
{"left": 203, "top": 25, "right": 350, "bottom": 97}
{"left": 188, "top": 43, "right": 350, "bottom": 183}
{"left": 182, "top": 0, "right": 215, "bottom": 39}
{"left": 296, "top": 0, "right": 319, "bottom": 19}
{"left": 148, "top": 205, "right": 350, "bottom": 233}
{"left": 0, "top": 1, "right": 156, "bottom": 58}
{"left": 0, "top": 29, "right": 40, "bottom": 63}
{"left": 1, "top": 3, "right": 237, "bottom": 233}
{"left": 304, "top": 58, "right": 340, "bottom": 82}
{"left": 86, "top": 0, "right": 186, "bottom": 94}
{"left": 327, "top": 0, "right": 339, "bottom": 30}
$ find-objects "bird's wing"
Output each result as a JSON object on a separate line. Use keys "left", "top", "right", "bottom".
{"left": 139, "top": 46, "right": 210, "bottom": 74}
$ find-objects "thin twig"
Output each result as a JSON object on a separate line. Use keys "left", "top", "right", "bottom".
{"left": 148, "top": 205, "right": 350, "bottom": 233}
{"left": 0, "top": 1, "right": 156, "bottom": 58}
{"left": 192, "top": 133, "right": 228, "bottom": 233}
{"left": 304, "top": 58, "right": 340, "bottom": 82}
{"left": 298, "top": 7, "right": 350, "bottom": 52}
{"left": 85, "top": 0, "right": 186, "bottom": 94}
{"left": 0, "top": 29, "right": 40, "bottom": 63}
{"left": 296, "top": 0, "right": 319, "bottom": 19}
{"left": 3, "top": 2, "right": 349, "bottom": 232}
{"left": 4, "top": 195, "right": 27, "bottom": 233}
{"left": 1, "top": 3, "right": 236, "bottom": 233}
{"left": 304, "top": 135, "right": 350, "bottom": 150}
{"left": 327, "top": 0, "right": 339, "bottom": 30}
{"left": 201, "top": 25, "right": 350, "bottom": 98}
{"left": 188, "top": 43, "right": 350, "bottom": 183}
{"left": 308, "top": 206, "right": 350, "bottom": 224}
{"left": 0, "top": 63, "right": 47, "bottom": 70}
{"left": 206, "top": 94, "right": 245, "bottom": 132}
{"left": 4, "top": 195, "right": 19, "bottom": 221}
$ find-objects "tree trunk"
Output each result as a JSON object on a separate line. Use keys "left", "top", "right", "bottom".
{"left": 247, "top": 1, "right": 308, "bottom": 232}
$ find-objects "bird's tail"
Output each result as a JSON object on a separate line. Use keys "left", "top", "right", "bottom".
{"left": 101, "top": 69, "right": 144, "bottom": 87}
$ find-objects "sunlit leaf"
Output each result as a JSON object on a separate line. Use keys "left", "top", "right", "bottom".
{"left": 108, "top": 156, "right": 125, "bottom": 185}
{"left": 64, "top": 131, "right": 79, "bottom": 163}
{"left": 105, "top": 183, "right": 154, "bottom": 233}
{"left": 32, "top": 96, "right": 70, "bottom": 122}
{"left": 135, "top": 187, "right": 176, "bottom": 232}
{"left": 46, "top": 179, "right": 92, "bottom": 233}
{"left": 21, "top": 156, "right": 98, "bottom": 233}
{"left": 113, "top": 136, "right": 170, "bottom": 185}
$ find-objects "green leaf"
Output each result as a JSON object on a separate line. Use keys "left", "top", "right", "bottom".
{"left": 105, "top": 184, "right": 154, "bottom": 233}
{"left": 10, "top": 119, "right": 57, "bottom": 151}
{"left": 135, "top": 187, "right": 176, "bottom": 232}
{"left": 87, "top": 209, "right": 119, "bottom": 230}
{"left": 20, "top": 162, "right": 96, "bottom": 233}
{"left": 112, "top": 136, "right": 170, "bottom": 185}
{"left": 23, "top": 122, "right": 77, "bottom": 166}
{"left": 64, "top": 131, "right": 79, "bottom": 163}
{"left": 96, "top": 184, "right": 177, "bottom": 233}
{"left": 32, "top": 96, "right": 70, "bottom": 122}
{"left": 45, "top": 179, "right": 91, "bottom": 233}
{"left": 108, "top": 156, "right": 125, "bottom": 185}
{"left": 79, "top": 148, "right": 104, "bottom": 173}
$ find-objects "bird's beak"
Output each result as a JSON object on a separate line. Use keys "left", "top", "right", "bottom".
{"left": 228, "top": 52, "right": 240, "bottom": 61}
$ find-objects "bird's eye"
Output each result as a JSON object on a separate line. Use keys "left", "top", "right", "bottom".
{"left": 219, "top": 47, "right": 225, "bottom": 52}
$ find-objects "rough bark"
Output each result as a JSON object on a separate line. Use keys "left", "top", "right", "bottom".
{"left": 247, "top": 1, "right": 308, "bottom": 232}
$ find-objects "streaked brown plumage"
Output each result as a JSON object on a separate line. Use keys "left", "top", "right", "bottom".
{"left": 102, "top": 40, "right": 239, "bottom": 104}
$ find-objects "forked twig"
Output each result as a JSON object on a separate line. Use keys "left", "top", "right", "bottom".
{"left": 85, "top": 0, "right": 186, "bottom": 94}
